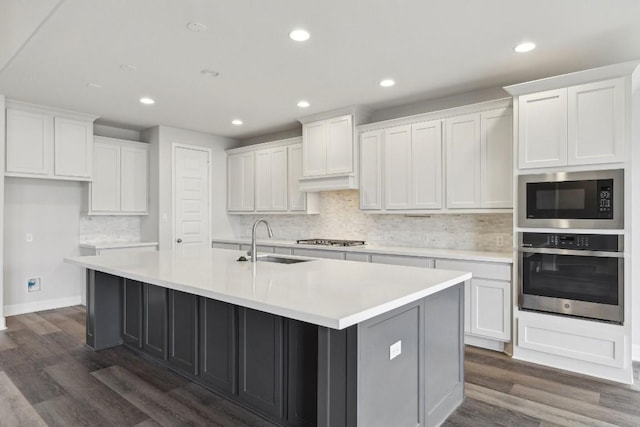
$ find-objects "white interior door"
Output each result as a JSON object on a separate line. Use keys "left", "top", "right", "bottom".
{"left": 174, "top": 145, "right": 210, "bottom": 252}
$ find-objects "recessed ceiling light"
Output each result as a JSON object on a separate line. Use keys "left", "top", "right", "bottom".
{"left": 297, "top": 100, "right": 310, "bottom": 108}
{"left": 201, "top": 69, "right": 220, "bottom": 77}
{"left": 232, "top": 119, "right": 243, "bottom": 126}
{"left": 86, "top": 82, "right": 102, "bottom": 89}
{"left": 289, "top": 29, "right": 310, "bottom": 42}
{"left": 120, "top": 64, "right": 137, "bottom": 72}
{"left": 187, "top": 22, "right": 208, "bottom": 32}
{"left": 514, "top": 42, "right": 536, "bottom": 53}
{"left": 140, "top": 97, "right": 155, "bottom": 105}
{"left": 379, "top": 79, "right": 395, "bottom": 87}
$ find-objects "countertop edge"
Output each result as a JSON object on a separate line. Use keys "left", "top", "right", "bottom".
{"left": 80, "top": 241, "right": 159, "bottom": 250}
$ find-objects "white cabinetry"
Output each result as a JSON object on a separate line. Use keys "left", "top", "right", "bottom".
{"left": 88, "top": 137, "right": 148, "bottom": 215}
{"left": 227, "top": 151, "right": 255, "bottom": 212}
{"left": 255, "top": 146, "right": 288, "bottom": 212}
{"left": 446, "top": 114, "right": 481, "bottom": 209}
{"left": 435, "top": 259, "right": 511, "bottom": 345}
{"left": 517, "top": 77, "right": 625, "bottom": 169}
{"left": 5, "top": 100, "right": 97, "bottom": 181}
{"left": 359, "top": 130, "right": 383, "bottom": 210}
{"left": 227, "top": 138, "right": 319, "bottom": 214}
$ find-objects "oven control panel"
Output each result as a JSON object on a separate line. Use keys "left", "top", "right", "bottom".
{"left": 521, "top": 232, "right": 621, "bottom": 251}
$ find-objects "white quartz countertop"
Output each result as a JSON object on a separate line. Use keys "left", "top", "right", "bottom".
{"left": 65, "top": 248, "right": 471, "bottom": 330}
{"left": 79, "top": 241, "right": 159, "bottom": 250}
{"left": 212, "top": 237, "right": 513, "bottom": 263}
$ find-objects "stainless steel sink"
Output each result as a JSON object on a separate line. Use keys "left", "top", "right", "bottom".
{"left": 257, "top": 256, "right": 312, "bottom": 264}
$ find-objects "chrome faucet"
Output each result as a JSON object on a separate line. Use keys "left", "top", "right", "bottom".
{"left": 250, "top": 218, "right": 273, "bottom": 262}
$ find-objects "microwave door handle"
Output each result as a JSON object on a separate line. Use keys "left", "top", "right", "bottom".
{"left": 518, "top": 247, "right": 623, "bottom": 258}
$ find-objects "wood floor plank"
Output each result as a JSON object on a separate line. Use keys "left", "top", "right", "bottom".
{"left": 45, "top": 360, "right": 149, "bottom": 426}
{"left": 16, "top": 312, "right": 61, "bottom": 335}
{"left": 134, "top": 419, "right": 163, "bottom": 427}
{"left": 0, "top": 331, "right": 17, "bottom": 351}
{"left": 92, "top": 365, "right": 213, "bottom": 426}
{"left": 168, "top": 382, "right": 278, "bottom": 427}
{"left": 442, "top": 396, "right": 541, "bottom": 427}
{"left": 0, "top": 371, "right": 48, "bottom": 426}
{"left": 4, "top": 357, "right": 65, "bottom": 404}
{"left": 466, "top": 360, "right": 601, "bottom": 404}
{"left": 467, "top": 382, "right": 619, "bottom": 427}
{"left": 510, "top": 383, "right": 640, "bottom": 427}
{"left": 37, "top": 311, "right": 86, "bottom": 343}
{"left": 33, "top": 394, "right": 113, "bottom": 427}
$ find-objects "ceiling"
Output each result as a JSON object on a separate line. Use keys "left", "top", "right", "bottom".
{"left": 1, "top": 0, "right": 640, "bottom": 140}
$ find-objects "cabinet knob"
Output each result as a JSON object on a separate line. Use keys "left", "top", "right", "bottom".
{"left": 177, "top": 238, "right": 183, "bottom": 243}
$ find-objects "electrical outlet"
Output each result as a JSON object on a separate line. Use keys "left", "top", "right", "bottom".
{"left": 26, "top": 233, "right": 33, "bottom": 242}
{"left": 496, "top": 236, "right": 504, "bottom": 247}
{"left": 28, "top": 278, "right": 41, "bottom": 292}
{"left": 389, "top": 340, "right": 402, "bottom": 360}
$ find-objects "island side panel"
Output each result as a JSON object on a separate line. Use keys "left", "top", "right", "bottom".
{"left": 424, "top": 282, "right": 464, "bottom": 427}
{"left": 317, "top": 326, "right": 358, "bottom": 427}
{"left": 86, "top": 270, "right": 123, "bottom": 350}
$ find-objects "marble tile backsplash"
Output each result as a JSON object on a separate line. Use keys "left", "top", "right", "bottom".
{"left": 237, "top": 190, "right": 513, "bottom": 252}
{"left": 79, "top": 215, "right": 142, "bottom": 243}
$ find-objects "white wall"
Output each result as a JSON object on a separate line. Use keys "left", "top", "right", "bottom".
{"left": 142, "top": 125, "right": 239, "bottom": 249}
{"left": 3, "top": 177, "right": 85, "bottom": 315}
{"left": 0, "top": 94, "right": 5, "bottom": 329}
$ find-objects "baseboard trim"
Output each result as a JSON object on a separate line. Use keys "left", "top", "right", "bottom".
{"left": 3, "top": 296, "right": 82, "bottom": 317}
{"left": 0, "top": 316, "right": 6, "bottom": 330}
{"left": 633, "top": 344, "right": 640, "bottom": 362}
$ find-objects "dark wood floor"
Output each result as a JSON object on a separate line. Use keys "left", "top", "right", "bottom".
{"left": 1, "top": 307, "right": 639, "bottom": 427}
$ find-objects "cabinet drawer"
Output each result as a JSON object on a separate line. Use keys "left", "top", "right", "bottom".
{"left": 292, "top": 248, "right": 345, "bottom": 260}
{"left": 96, "top": 246, "right": 157, "bottom": 255}
{"left": 212, "top": 242, "right": 240, "bottom": 250}
{"left": 370, "top": 254, "right": 433, "bottom": 268}
{"left": 435, "top": 259, "right": 510, "bottom": 281}
{"left": 345, "top": 252, "right": 371, "bottom": 263}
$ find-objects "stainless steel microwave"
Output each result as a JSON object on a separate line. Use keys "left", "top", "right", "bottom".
{"left": 518, "top": 169, "right": 624, "bottom": 229}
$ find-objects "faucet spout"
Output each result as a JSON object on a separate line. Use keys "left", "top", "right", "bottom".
{"left": 250, "top": 219, "right": 273, "bottom": 262}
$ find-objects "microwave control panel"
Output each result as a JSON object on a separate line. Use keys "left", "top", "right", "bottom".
{"left": 597, "top": 179, "right": 614, "bottom": 217}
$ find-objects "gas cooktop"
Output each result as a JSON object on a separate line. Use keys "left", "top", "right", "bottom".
{"left": 296, "top": 239, "right": 366, "bottom": 247}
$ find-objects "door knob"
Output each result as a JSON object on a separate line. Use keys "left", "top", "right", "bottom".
{"left": 177, "top": 238, "right": 182, "bottom": 243}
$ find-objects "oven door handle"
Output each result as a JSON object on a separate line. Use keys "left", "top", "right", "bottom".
{"left": 518, "top": 247, "right": 623, "bottom": 258}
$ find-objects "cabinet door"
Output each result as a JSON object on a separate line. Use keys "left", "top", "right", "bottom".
{"left": 446, "top": 113, "right": 481, "bottom": 209}
{"left": 412, "top": 120, "right": 442, "bottom": 209}
{"left": 518, "top": 88, "right": 568, "bottom": 169}
{"left": 227, "top": 152, "right": 255, "bottom": 211}
{"left": 91, "top": 142, "right": 121, "bottom": 212}
{"left": 384, "top": 125, "right": 412, "bottom": 210}
{"left": 122, "top": 279, "right": 143, "bottom": 348}
{"left": 168, "top": 290, "right": 198, "bottom": 375}
{"left": 470, "top": 278, "right": 510, "bottom": 341}
{"left": 6, "top": 108, "right": 52, "bottom": 175}
{"left": 287, "top": 320, "right": 318, "bottom": 427}
{"left": 302, "top": 121, "right": 326, "bottom": 176}
{"left": 143, "top": 284, "right": 167, "bottom": 360}
{"left": 238, "top": 308, "right": 284, "bottom": 418}
{"left": 270, "top": 147, "right": 288, "bottom": 211}
{"left": 325, "top": 115, "right": 353, "bottom": 175}
{"left": 288, "top": 144, "right": 306, "bottom": 211}
{"left": 54, "top": 117, "right": 93, "bottom": 178}
{"left": 481, "top": 108, "right": 513, "bottom": 208}
{"left": 200, "top": 298, "right": 237, "bottom": 394}
{"left": 359, "top": 130, "right": 383, "bottom": 210}
{"left": 120, "top": 145, "right": 148, "bottom": 213}
{"left": 568, "top": 78, "right": 625, "bottom": 165}
{"left": 464, "top": 280, "right": 471, "bottom": 334}
{"left": 255, "top": 149, "right": 273, "bottom": 211}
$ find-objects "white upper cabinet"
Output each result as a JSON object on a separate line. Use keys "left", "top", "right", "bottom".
{"left": 325, "top": 115, "right": 353, "bottom": 175}
{"left": 518, "top": 88, "right": 567, "bottom": 169}
{"left": 88, "top": 137, "right": 148, "bottom": 215}
{"left": 446, "top": 114, "right": 481, "bottom": 209}
{"left": 567, "top": 78, "right": 625, "bottom": 165}
{"left": 481, "top": 108, "right": 513, "bottom": 208}
{"left": 227, "top": 151, "right": 255, "bottom": 212}
{"left": 518, "top": 77, "right": 625, "bottom": 169}
{"left": 359, "top": 130, "right": 383, "bottom": 210}
{"left": 5, "top": 100, "right": 97, "bottom": 181}
{"left": 302, "top": 121, "right": 326, "bottom": 177}
{"left": 255, "top": 146, "right": 288, "bottom": 212}
{"left": 358, "top": 100, "right": 512, "bottom": 213}
{"left": 288, "top": 144, "right": 308, "bottom": 211}
{"left": 227, "top": 138, "right": 319, "bottom": 214}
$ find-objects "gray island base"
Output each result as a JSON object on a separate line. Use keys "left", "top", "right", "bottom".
{"left": 71, "top": 249, "right": 468, "bottom": 427}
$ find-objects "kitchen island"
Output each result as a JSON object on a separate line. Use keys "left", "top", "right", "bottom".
{"left": 65, "top": 248, "right": 471, "bottom": 427}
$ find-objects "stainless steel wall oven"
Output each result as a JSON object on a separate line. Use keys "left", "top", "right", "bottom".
{"left": 518, "top": 232, "right": 623, "bottom": 324}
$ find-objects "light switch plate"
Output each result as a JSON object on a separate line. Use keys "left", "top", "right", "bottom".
{"left": 390, "top": 340, "right": 402, "bottom": 360}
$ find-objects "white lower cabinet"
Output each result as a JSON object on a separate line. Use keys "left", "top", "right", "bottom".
{"left": 435, "top": 259, "right": 511, "bottom": 344}
{"left": 292, "top": 248, "right": 345, "bottom": 260}
{"left": 370, "top": 254, "right": 433, "bottom": 268}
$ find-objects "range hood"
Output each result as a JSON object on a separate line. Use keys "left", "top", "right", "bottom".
{"left": 298, "top": 174, "right": 358, "bottom": 192}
